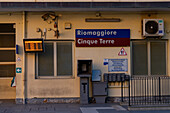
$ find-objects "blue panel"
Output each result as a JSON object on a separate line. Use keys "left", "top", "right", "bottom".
{"left": 92, "top": 70, "right": 101, "bottom": 82}
{"left": 76, "top": 29, "right": 130, "bottom": 38}
{"left": 16, "top": 45, "right": 19, "bottom": 54}
{"left": 159, "top": 30, "right": 163, "bottom": 33}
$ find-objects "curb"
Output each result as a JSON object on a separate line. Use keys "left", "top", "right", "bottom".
{"left": 128, "top": 105, "right": 170, "bottom": 111}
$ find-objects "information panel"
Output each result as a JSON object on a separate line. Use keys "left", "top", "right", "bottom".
{"left": 108, "top": 59, "right": 128, "bottom": 72}
{"left": 23, "top": 38, "right": 44, "bottom": 53}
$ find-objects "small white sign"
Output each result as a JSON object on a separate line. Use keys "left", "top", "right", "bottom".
{"left": 103, "top": 59, "right": 108, "bottom": 65}
{"left": 17, "top": 57, "right": 21, "bottom": 61}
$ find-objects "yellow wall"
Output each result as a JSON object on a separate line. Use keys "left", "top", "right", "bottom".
{"left": 0, "top": 79, "right": 16, "bottom": 99}
{"left": 25, "top": 12, "right": 133, "bottom": 98}
{"left": 0, "top": 11, "right": 170, "bottom": 100}
{"left": 23, "top": 12, "right": 169, "bottom": 98}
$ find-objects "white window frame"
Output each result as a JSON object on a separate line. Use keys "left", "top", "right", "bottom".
{"left": 35, "top": 41, "right": 74, "bottom": 79}
{"left": 131, "top": 39, "right": 167, "bottom": 76}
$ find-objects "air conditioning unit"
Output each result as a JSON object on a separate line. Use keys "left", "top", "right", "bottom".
{"left": 143, "top": 19, "right": 164, "bottom": 37}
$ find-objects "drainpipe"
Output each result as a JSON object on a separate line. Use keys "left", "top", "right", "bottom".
{"left": 22, "top": 11, "right": 27, "bottom": 104}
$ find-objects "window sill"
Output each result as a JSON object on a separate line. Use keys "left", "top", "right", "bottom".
{"left": 132, "top": 75, "right": 168, "bottom": 77}
{"left": 0, "top": 77, "right": 13, "bottom": 79}
{"left": 36, "top": 76, "right": 75, "bottom": 79}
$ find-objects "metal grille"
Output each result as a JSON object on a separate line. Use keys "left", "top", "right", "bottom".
{"left": 129, "top": 76, "right": 170, "bottom": 106}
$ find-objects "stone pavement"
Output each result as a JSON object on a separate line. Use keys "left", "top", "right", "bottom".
{"left": 0, "top": 103, "right": 81, "bottom": 113}
{"left": 1, "top": 103, "right": 170, "bottom": 113}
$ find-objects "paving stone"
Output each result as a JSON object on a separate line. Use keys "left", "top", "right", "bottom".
{"left": 30, "top": 107, "right": 39, "bottom": 112}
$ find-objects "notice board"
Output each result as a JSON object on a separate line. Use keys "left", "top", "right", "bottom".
{"left": 108, "top": 59, "right": 128, "bottom": 72}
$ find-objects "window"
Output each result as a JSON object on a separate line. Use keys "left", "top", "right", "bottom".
{"left": 131, "top": 40, "right": 167, "bottom": 76}
{"left": 36, "top": 41, "right": 73, "bottom": 78}
{"left": 0, "top": 24, "right": 16, "bottom": 77}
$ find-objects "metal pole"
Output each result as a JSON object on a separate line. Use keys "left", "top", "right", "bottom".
{"left": 121, "top": 80, "right": 123, "bottom": 102}
{"left": 159, "top": 77, "right": 161, "bottom": 101}
{"left": 129, "top": 78, "right": 131, "bottom": 106}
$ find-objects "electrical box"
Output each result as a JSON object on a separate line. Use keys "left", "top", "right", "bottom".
{"left": 93, "top": 82, "right": 107, "bottom": 96}
{"left": 125, "top": 75, "right": 130, "bottom": 81}
{"left": 112, "top": 74, "right": 117, "bottom": 82}
{"left": 104, "top": 73, "right": 108, "bottom": 82}
{"left": 121, "top": 74, "right": 125, "bottom": 82}
{"left": 116, "top": 74, "right": 121, "bottom": 82}
{"left": 103, "top": 73, "right": 129, "bottom": 82}
{"left": 92, "top": 70, "right": 101, "bottom": 82}
{"left": 108, "top": 74, "right": 113, "bottom": 82}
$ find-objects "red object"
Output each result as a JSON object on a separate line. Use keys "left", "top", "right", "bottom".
{"left": 54, "top": 22, "right": 57, "bottom": 28}
{"left": 76, "top": 38, "right": 130, "bottom": 47}
{"left": 118, "top": 47, "right": 127, "bottom": 56}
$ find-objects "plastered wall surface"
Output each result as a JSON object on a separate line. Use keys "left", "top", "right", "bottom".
{"left": 25, "top": 12, "right": 169, "bottom": 98}
{"left": 25, "top": 12, "right": 134, "bottom": 98}
{"left": 0, "top": 11, "right": 170, "bottom": 99}
{"left": 0, "top": 79, "right": 16, "bottom": 99}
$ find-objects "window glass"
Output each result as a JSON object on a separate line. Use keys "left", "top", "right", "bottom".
{"left": 132, "top": 41, "right": 148, "bottom": 75}
{"left": 38, "top": 43, "right": 54, "bottom": 76}
{"left": 0, "top": 50, "right": 15, "bottom": 62}
{"left": 0, "top": 24, "right": 15, "bottom": 33}
{"left": 0, "top": 65, "right": 15, "bottom": 77}
{"left": 0, "top": 34, "right": 15, "bottom": 48}
{"left": 151, "top": 42, "right": 166, "bottom": 75}
{"left": 57, "top": 42, "right": 72, "bottom": 76}
{"left": 0, "top": 24, "right": 16, "bottom": 78}
{"left": 36, "top": 41, "right": 73, "bottom": 77}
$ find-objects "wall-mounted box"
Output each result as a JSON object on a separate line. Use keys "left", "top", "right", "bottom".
{"left": 104, "top": 73, "right": 108, "bottom": 82}
{"left": 77, "top": 60, "right": 92, "bottom": 77}
{"left": 103, "top": 73, "right": 129, "bottom": 82}
{"left": 92, "top": 70, "right": 101, "bottom": 82}
{"left": 112, "top": 74, "right": 117, "bottom": 82}
{"left": 65, "top": 22, "right": 72, "bottom": 29}
{"left": 116, "top": 74, "right": 121, "bottom": 82}
{"left": 23, "top": 38, "right": 44, "bottom": 53}
{"left": 108, "top": 74, "right": 112, "bottom": 82}
{"left": 93, "top": 82, "right": 107, "bottom": 96}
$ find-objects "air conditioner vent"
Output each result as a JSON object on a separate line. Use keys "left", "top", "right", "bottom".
{"left": 143, "top": 19, "right": 164, "bottom": 37}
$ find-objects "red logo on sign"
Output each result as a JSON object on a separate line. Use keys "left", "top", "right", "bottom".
{"left": 118, "top": 48, "right": 127, "bottom": 56}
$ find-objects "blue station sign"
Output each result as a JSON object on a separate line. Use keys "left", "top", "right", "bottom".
{"left": 76, "top": 29, "right": 130, "bottom": 38}
{"left": 75, "top": 29, "right": 130, "bottom": 47}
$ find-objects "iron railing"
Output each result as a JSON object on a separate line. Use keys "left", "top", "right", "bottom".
{"left": 129, "top": 76, "right": 170, "bottom": 106}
